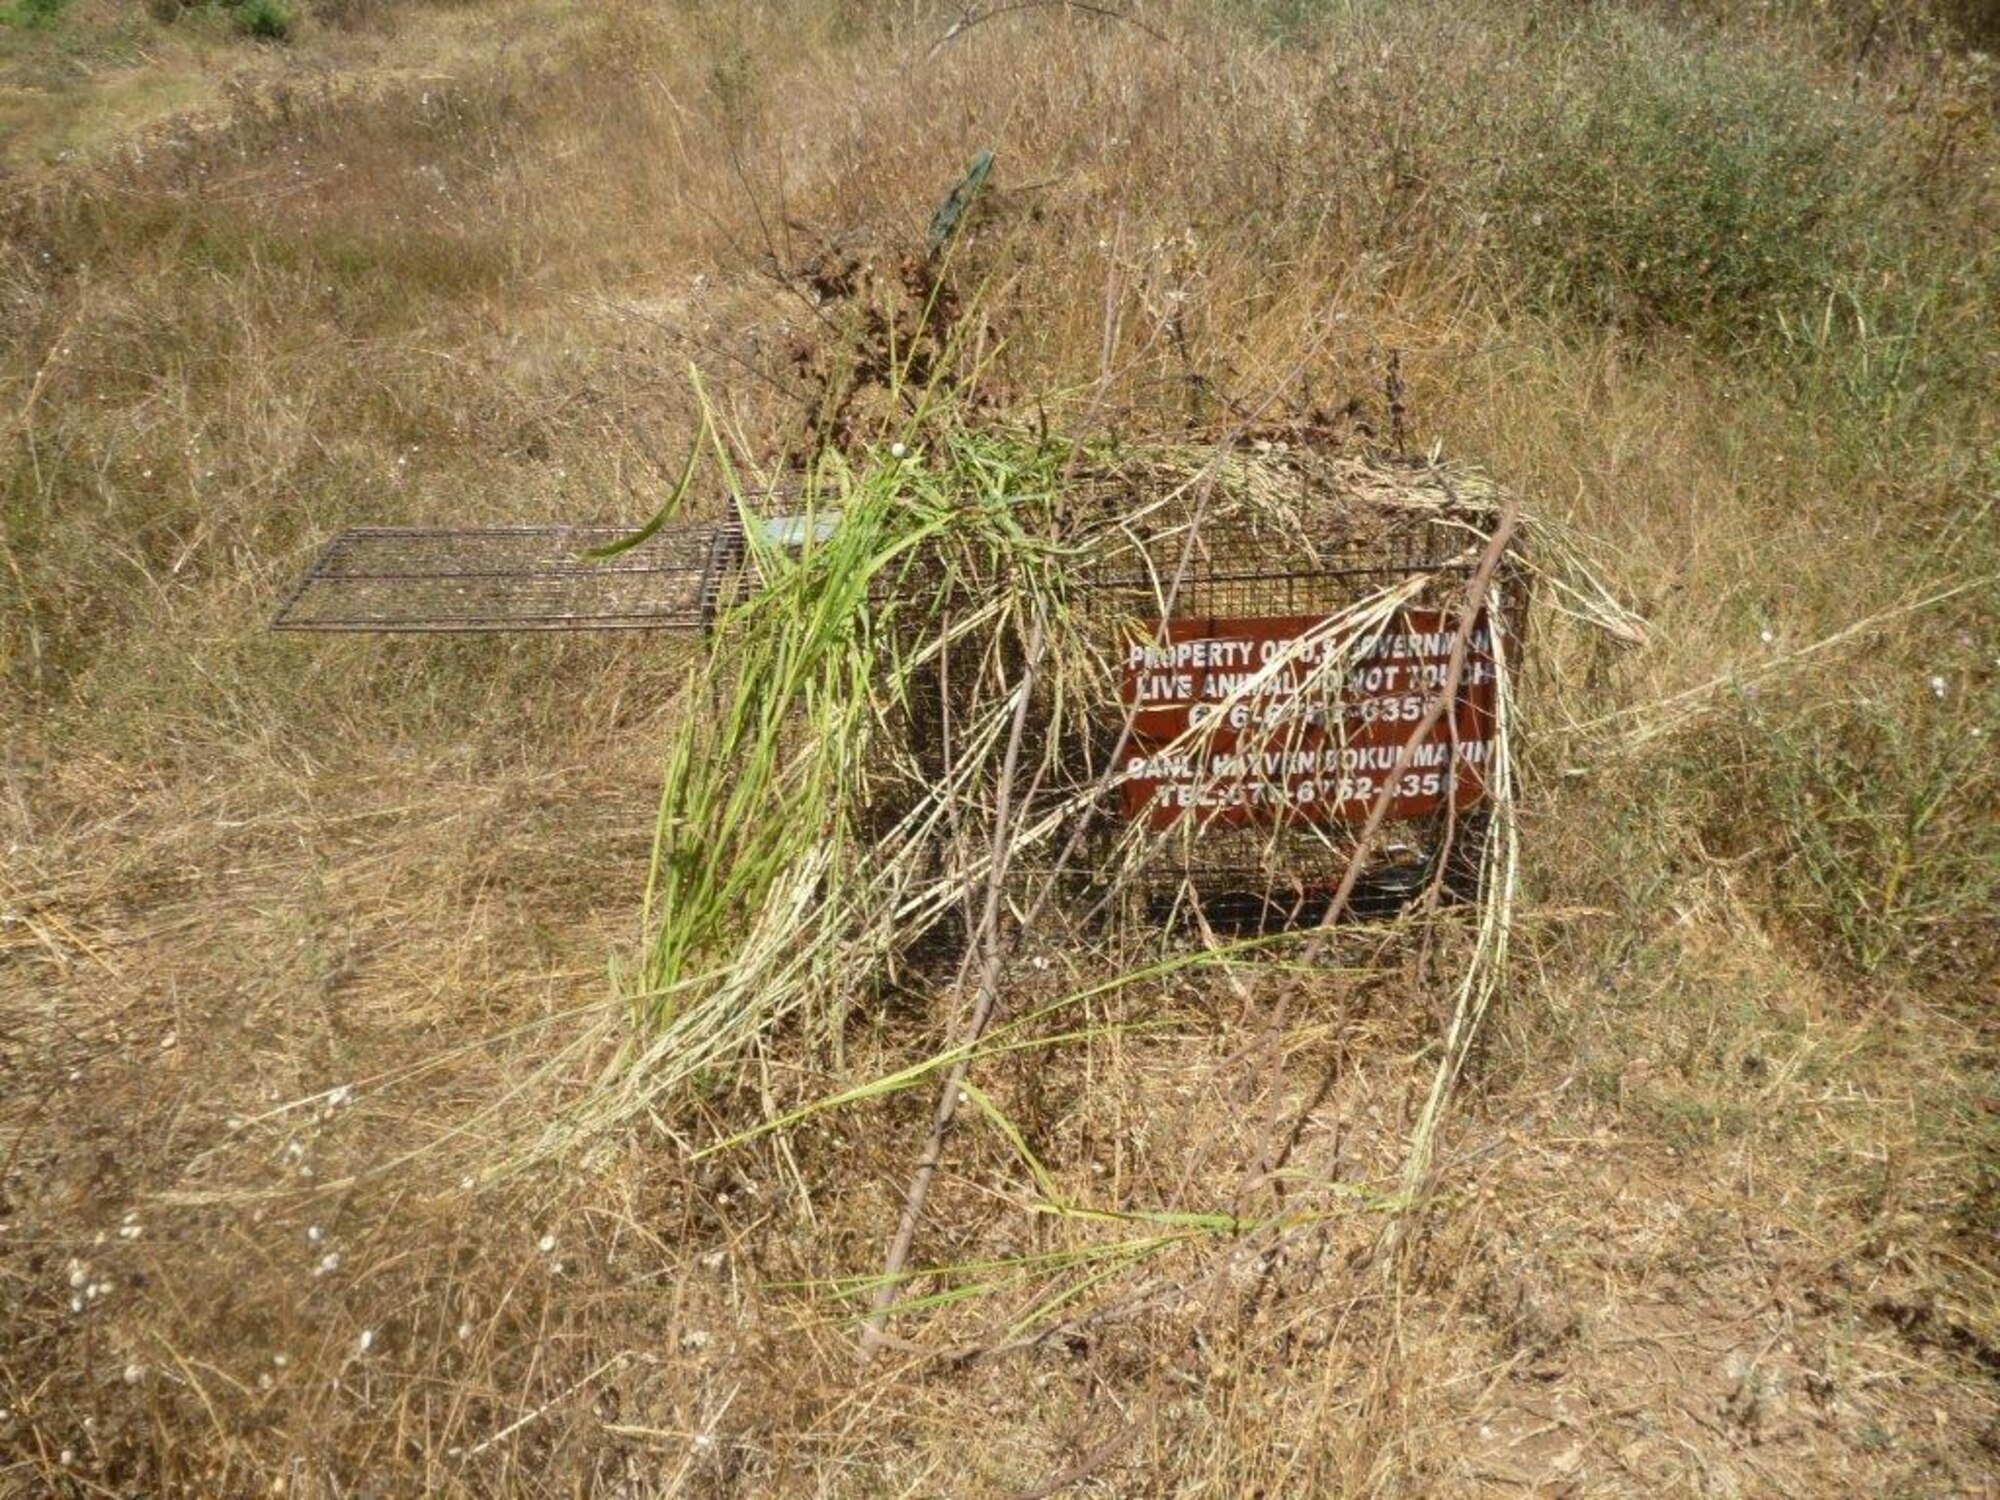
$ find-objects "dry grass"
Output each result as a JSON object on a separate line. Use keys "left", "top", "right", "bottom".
{"left": 3, "top": 0, "right": 1996, "bottom": 1495}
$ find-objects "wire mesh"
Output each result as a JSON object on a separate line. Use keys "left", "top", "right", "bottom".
{"left": 270, "top": 458, "right": 1519, "bottom": 929}
{"left": 270, "top": 523, "right": 738, "bottom": 632}
{"left": 1028, "top": 497, "right": 1516, "bottom": 929}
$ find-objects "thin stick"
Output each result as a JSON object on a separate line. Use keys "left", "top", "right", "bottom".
{"left": 861, "top": 615, "right": 1049, "bottom": 1360}
{"left": 463, "top": 1353, "right": 632, "bottom": 1459}
{"left": 1306, "top": 496, "right": 1522, "bottom": 942}
{"left": 1220, "top": 494, "right": 1522, "bottom": 1215}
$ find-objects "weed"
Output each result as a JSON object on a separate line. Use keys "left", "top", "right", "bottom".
{"left": 225, "top": 0, "right": 293, "bottom": 41}
{"left": 1491, "top": 15, "right": 1874, "bottom": 344}
{"left": 3, "top": 0, "right": 67, "bottom": 29}
{"left": 140, "top": 0, "right": 297, "bottom": 40}
{"left": 1217, "top": 0, "right": 1342, "bottom": 43}
{"left": 1732, "top": 684, "right": 1999, "bottom": 979}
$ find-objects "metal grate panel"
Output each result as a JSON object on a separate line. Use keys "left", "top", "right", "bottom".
{"left": 1039, "top": 502, "right": 1517, "bottom": 920}
{"left": 1072, "top": 518, "right": 1478, "bottom": 620}
{"left": 270, "top": 520, "right": 742, "bottom": 633}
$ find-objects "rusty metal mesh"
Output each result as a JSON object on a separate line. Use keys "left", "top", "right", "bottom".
{"left": 271, "top": 518, "right": 747, "bottom": 633}
{"left": 270, "top": 450, "right": 1516, "bottom": 929}
{"left": 1024, "top": 467, "right": 1514, "bottom": 929}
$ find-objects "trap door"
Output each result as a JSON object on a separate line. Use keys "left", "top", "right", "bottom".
{"left": 270, "top": 514, "right": 749, "bottom": 634}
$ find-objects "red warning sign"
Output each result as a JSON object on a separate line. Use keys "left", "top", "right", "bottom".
{"left": 1118, "top": 608, "right": 1498, "bottom": 830}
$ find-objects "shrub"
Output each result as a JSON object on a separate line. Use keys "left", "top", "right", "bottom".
{"left": 5, "top": 0, "right": 69, "bottom": 28}
{"left": 1491, "top": 17, "right": 1874, "bottom": 345}
{"left": 143, "top": 0, "right": 295, "bottom": 37}
{"left": 225, "top": 0, "right": 293, "bottom": 40}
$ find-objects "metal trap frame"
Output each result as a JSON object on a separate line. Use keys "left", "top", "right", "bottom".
{"left": 1038, "top": 499, "right": 1513, "bottom": 931}
{"left": 274, "top": 457, "right": 1520, "bottom": 930}
{"left": 272, "top": 514, "right": 748, "bottom": 634}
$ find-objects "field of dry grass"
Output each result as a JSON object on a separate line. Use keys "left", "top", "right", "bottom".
{"left": 4, "top": 0, "right": 1997, "bottom": 1494}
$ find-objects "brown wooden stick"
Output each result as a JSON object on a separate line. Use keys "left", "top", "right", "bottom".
{"left": 1226, "top": 493, "right": 1523, "bottom": 1211}
{"left": 860, "top": 615, "right": 1048, "bottom": 1360}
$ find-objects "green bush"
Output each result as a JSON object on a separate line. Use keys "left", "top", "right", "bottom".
{"left": 1491, "top": 19, "right": 1874, "bottom": 344}
{"left": 5, "top": 0, "right": 70, "bottom": 28}
{"left": 219, "top": 0, "right": 292, "bottom": 39}
{"left": 141, "top": 0, "right": 295, "bottom": 37}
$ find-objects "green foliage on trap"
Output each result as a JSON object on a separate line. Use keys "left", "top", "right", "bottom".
{"left": 623, "top": 423, "right": 1078, "bottom": 1046}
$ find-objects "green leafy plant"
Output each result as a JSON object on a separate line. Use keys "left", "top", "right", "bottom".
{"left": 4, "top": 0, "right": 69, "bottom": 29}
{"left": 1492, "top": 17, "right": 1872, "bottom": 344}
{"left": 613, "top": 422, "right": 1078, "bottom": 1058}
{"left": 224, "top": 0, "right": 292, "bottom": 40}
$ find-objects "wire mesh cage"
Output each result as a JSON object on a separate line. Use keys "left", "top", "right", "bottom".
{"left": 269, "top": 522, "right": 729, "bottom": 632}
{"left": 271, "top": 447, "right": 1521, "bottom": 933}
{"left": 1010, "top": 454, "right": 1523, "bottom": 932}
{"left": 268, "top": 491, "right": 821, "bottom": 634}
